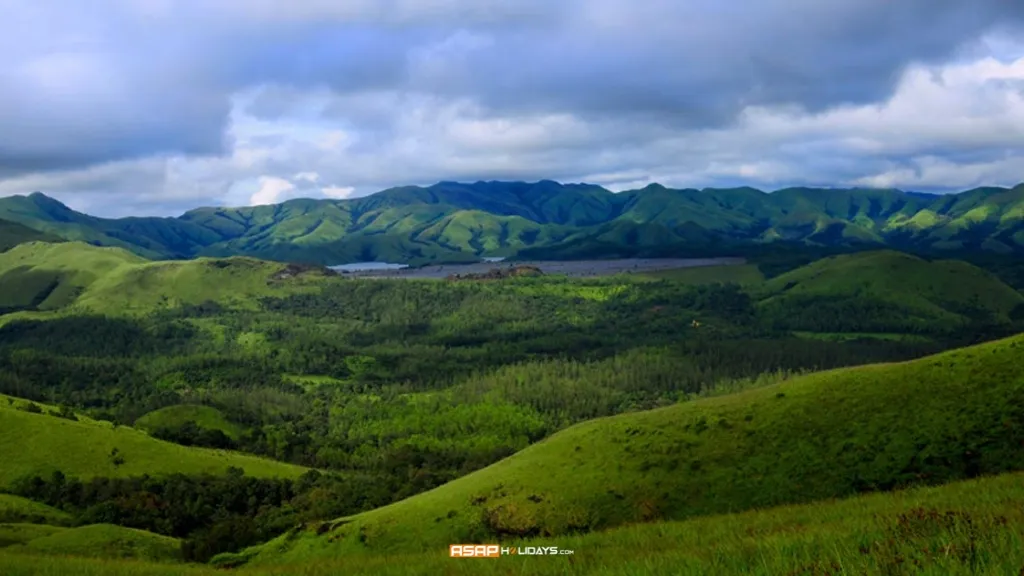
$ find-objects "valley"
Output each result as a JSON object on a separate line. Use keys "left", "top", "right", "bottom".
{"left": 0, "top": 185, "right": 1022, "bottom": 575}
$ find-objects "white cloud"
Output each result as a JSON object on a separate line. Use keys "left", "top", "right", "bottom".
{"left": 3, "top": 37, "right": 1024, "bottom": 216}
{"left": 250, "top": 176, "right": 295, "bottom": 205}
{"left": 321, "top": 186, "right": 356, "bottom": 198}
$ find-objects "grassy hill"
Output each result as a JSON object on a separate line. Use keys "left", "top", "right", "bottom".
{"left": 1, "top": 470, "right": 1023, "bottom": 574}
{"left": 0, "top": 524, "right": 68, "bottom": 548}
{"left": 235, "top": 332, "right": 1024, "bottom": 563}
{"left": 0, "top": 241, "right": 332, "bottom": 317}
{"left": 2, "top": 181, "right": 1022, "bottom": 266}
{"left": 0, "top": 220, "right": 61, "bottom": 253}
{"left": 757, "top": 251, "right": 1024, "bottom": 333}
{"left": 134, "top": 405, "right": 246, "bottom": 440}
{"left": 11, "top": 524, "right": 182, "bottom": 563}
{"left": 0, "top": 395, "right": 308, "bottom": 487}
{"left": 0, "top": 495, "right": 72, "bottom": 525}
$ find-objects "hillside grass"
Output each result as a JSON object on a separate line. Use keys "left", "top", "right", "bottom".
{"left": 760, "top": 250, "right": 1023, "bottom": 324}
{"left": 3, "top": 471, "right": 1024, "bottom": 574}
{"left": 0, "top": 220, "right": 60, "bottom": 253}
{"left": 238, "top": 333, "right": 1024, "bottom": 563}
{"left": 0, "top": 395, "right": 308, "bottom": 488}
{"left": 0, "top": 242, "right": 331, "bottom": 317}
{"left": 0, "top": 495, "right": 72, "bottom": 525}
{"left": 11, "top": 524, "right": 182, "bottom": 563}
{"left": 134, "top": 405, "right": 246, "bottom": 440}
{"left": 0, "top": 524, "right": 67, "bottom": 548}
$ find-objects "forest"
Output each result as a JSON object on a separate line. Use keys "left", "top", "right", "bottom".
{"left": 3, "top": 256, "right": 1020, "bottom": 562}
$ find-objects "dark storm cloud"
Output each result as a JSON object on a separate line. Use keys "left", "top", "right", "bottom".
{"left": 0, "top": 0, "right": 1022, "bottom": 212}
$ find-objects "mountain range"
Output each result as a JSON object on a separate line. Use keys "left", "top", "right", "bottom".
{"left": 1, "top": 181, "right": 1022, "bottom": 265}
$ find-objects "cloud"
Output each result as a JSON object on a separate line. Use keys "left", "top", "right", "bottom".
{"left": 1, "top": 1, "right": 1023, "bottom": 215}
{"left": 250, "top": 176, "right": 295, "bottom": 205}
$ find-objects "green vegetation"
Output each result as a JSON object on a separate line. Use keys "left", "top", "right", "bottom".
{"left": 2, "top": 235, "right": 1023, "bottom": 573}
{"left": 11, "top": 524, "right": 182, "bottom": 563}
{"left": 636, "top": 263, "right": 764, "bottom": 284}
{"left": 0, "top": 242, "right": 332, "bottom": 318}
{"left": 0, "top": 495, "right": 71, "bottom": 525}
{"left": 135, "top": 405, "right": 246, "bottom": 440}
{"left": 1, "top": 182, "right": 1021, "bottom": 266}
{"left": 0, "top": 395, "right": 308, "bottom": 487}
{"left": 758, "top": 251, "right": 1024, "bottom": 334}
{"left": 3, "top": 470, "right": 1024, "bottom": 574}
{"left": 241, "top": 333, "right": 1024, "bottom": 562}
{"left": 0, "top": 219, "right": 60, "bottom": 253}
{"left": 0, "top": 524, "right": 67, "bottom": 548}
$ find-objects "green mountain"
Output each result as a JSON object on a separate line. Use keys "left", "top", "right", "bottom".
{"left": 1, "top": 182, "right": 1022, "bottom": 265}
{"left": 238, "top": 332, "right": 1024, "bottom": 564}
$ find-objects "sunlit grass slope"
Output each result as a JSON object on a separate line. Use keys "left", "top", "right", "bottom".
{"left": 760, "top": 250, "right": 1024, "bottom": 326}
{"left": 240, "top": 333, "right": 1024, "bottom": 563}
{"left": 0, "top": 395, "right": 308, "bottom": 487}
{"left": 4, "top": 471, "right": 1024, "bottom": 574}
{"left": 0, "top": 242, "right": 144, "bottom": 312}
{"left": 0, "top": 241, "right": 331, "bottom": 316}
{"left": 10, "top": 524, "right": 182, "bottom": 563}
{"left": 134, "top": 405, "right": 246, "bottom": 440}
{"left": 0, "top": 495, "right": 72, "bottom": 525}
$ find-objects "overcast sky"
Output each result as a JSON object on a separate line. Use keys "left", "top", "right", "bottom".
{"left": 1, "top": 0, "right": 1023, "bottom": 217}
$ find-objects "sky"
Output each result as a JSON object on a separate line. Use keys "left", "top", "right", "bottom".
{"left": 0, "top": 1, "right": 1023, "bottom": 217}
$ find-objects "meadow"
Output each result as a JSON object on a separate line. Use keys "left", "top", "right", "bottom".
{"left": 4, "top": 470, "right": 1024, "bottom": 575}
{"left": 0, "top": 241, "right": 1022, "bottom": 573}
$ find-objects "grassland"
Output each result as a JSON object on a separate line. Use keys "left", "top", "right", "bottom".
{"left": 134, "top": 405, "right": 246, "bottom": 440}
{"left": 235, "top": 332, "right": 1024, "bottom": 563}
{"left": 0, "top": 495, "right": 72, "bottom": 525}
{"left": 2, "top": 470, "right": 1024, "bottom": 574}
{"left": 10, "top": 524, "right": 182, "bottom": 563}
{"left": 0, "top": 242, "right": 331, "bottom": 318}
{"left": 0, "top": 395, "right": 308, "bottom": 487}
{"left": 0, "top": 524, "right": 67, "bottom": 548}
{"left": 0, "top": 220, "right": 60, "bottom": 253}
{"left": 760, "top": 251, "right": 1023, "bottom": 323}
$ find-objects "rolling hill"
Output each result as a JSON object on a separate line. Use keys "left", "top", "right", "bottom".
{"left": 3, "top": 469, "right": 1024, "bottom": 574}
{"left": 0, "top": 495, "right": 72, "bottom": 525}
{"left": 0, "top": 394, "right": 308, "bottom": 487}
{"left": 10, "top": 524, "right": 183, "bottom": 563}
{"left": 134, "top": 405, "right": 246, "bottom": 440}
{"left": 236, "top": 332, "right": 1024, "bottom": 564}
{"left": 756, "top": 251, "right": 1024, "bottom": 333}
{"left": 0, "top": 220, "right": 61, "bottom": 253}
{"left": 0, "top": 241, "right": 332, "bottom": 317}
{"left": 0, "top": 181, "right": 1022, "bottom": 265}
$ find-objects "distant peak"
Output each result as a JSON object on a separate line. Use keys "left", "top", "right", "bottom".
{"left": 27, "top": 192, "right": 70, "bottom": 207}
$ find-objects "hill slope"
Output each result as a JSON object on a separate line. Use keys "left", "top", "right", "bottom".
{"left": 0, "top": 495, "right": 72, "bottom": 525}
{"left": 0, "top": 220, "right": 61, "bottom": 253}
{"left": 1, "top": 181, "right": 1022, "bottom": 265}
{"left": 757, "top": 251, "right": 1024, "bottom": 333}
{"left": 12, "top": 524, "right": 182, "bottom": 563}
{"left": 0, "top": 395, "right": 308, "bottom": 487}
{"left": 2, "top": 470, "right": 1024, "bottom": 574}
{"left": 244, "top": 332, "right": 1024, "bottom": 563}
{"left": 0, "top": 241, "right": 332, "bottom": 317}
